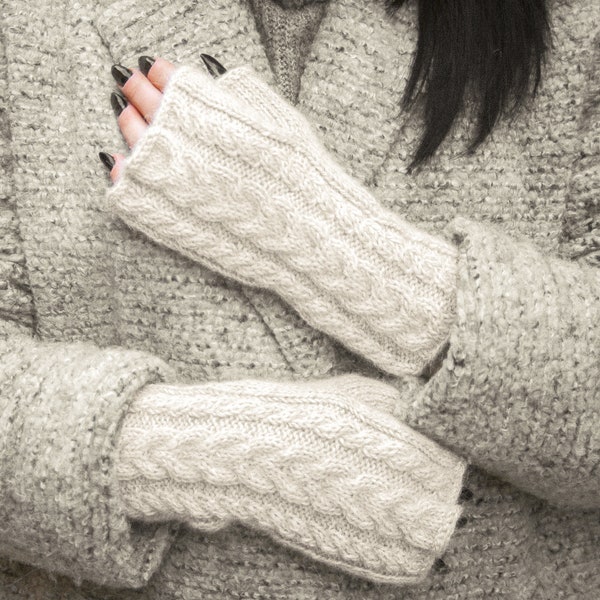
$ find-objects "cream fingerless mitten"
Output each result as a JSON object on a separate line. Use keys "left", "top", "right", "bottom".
{"left": 106, "top": 64, "right": 458, "bottom": 378}
{"left": 116, "top": 374, "right": 467, "bottom": 585}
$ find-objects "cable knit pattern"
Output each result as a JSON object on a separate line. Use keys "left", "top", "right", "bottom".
{"left": 106, "top": 64, "right": 458, "bottom": 378}
{"left": 1, "top": 0, "right": 600, "bottom": 597}
{"left": 116, "top": 374, "right": 466, "bottom": 585}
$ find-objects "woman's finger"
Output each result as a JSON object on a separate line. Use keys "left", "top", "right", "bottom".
{"left": 98, "top": 151, "right": 126, "bottom": 183}
{"left": 111, "top": 89, "right": 148, "bottom": 148}
{"left": 112, "top": 65, "right": 163, "bottom": 124}
{"left": 112, "top": 56, "right": 179, "bottom": 124}
{"left": 140, "top": 56, "right": 178, "bottom": 93}
{"left": 111, "top": 153, "right": 127, "bottom": 183}
{"left": 101, "top": 57, "right": 178, "bottom": 185}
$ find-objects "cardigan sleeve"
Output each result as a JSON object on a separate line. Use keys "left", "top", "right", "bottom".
{"left": 403, "top": 215, "right": 600, "bottom": 510}
{"left": 0, "top": 319, "right": 181, "bottom": 589}
{"left": 404, "top": 33, "right": 600, "bottom": 510}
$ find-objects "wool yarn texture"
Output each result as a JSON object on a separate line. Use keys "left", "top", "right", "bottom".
{"left": 2, "top": 0, "right": 600, "bottom": 597}
{"left": 247, "top": 0, "right": 328, "bottom": 103}
{"left": 106, "top": 64, "right": 458, "bottom": 379}
{"left": 406, "top": 215, "right": 600, "bottom": 510}
{"left": 116, "top": 374, "right": 467, "bottom": 585}
{"left": 0, "top": 324, "right": 179, "bottom": 588}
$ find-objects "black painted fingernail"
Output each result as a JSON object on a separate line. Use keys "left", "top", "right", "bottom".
{"left": 138, "top": 55, "right": 156, "bottom": 77}
{"left": 111, "top": 90, "right": 127, "bottom": 117}
{"left": 456, "top": 516, "right": 468, "bottom": 529}
{"left": 111, "top": 64, "right": 133, "bottom": 86}
{"left": 99, "top": 151, "right": 115, "bottom": 171}
{"left": 459, "top": 487, "right": 474, "bottom": 502}
{"left": 200, "top": 53, "right": 227, "bottom": 78}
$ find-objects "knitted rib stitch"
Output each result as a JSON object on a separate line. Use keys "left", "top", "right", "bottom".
{"left": 116, "top": 374, "right": 467, "bottom": 585}
{"left": 106, "top": 64, "right": 458, "bottom": 378}
{"left": 247, "top": 0, "right": 328, "bottom": 103}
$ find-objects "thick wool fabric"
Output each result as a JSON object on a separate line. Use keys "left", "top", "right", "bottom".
{"left": 116, "top": 375, "right": 466, "bottom": 585}
{"left": 0, "top": 27, "right": 33, "bottom": 335}
{"left": 106, "top": 63, "right": 458, "bottom": 378}
{"left": 248, "top": 0, "right": 328, "bottom": 103}
{"left": 0, "top": 322, "right": 180, "bottom": 589}
{"left": 1, "top": 0, "right": 599, "bottom": 598}
{"left": 408, "top": 216, "right": 600, "bottom": 509}
{"left": 109, "top": 58, "right": 600, "bottom": 509}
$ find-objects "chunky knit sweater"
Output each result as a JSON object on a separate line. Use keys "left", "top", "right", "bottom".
{"left": 1, "top": 0, "right": 599, "bottom": 598}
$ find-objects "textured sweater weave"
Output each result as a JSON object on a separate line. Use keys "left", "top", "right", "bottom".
{"left": 248, "top": 0, "right": 327, "bottom": 103}
{"left": 0, "top": 0, "right": 599, "bottom": 598}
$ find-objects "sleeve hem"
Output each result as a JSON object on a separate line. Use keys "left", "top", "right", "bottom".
{"left": 405, "top": 215, "right": 600, "bottom": 508}
{"left": 0, "top": 337, "right": 182, "bottom": 589}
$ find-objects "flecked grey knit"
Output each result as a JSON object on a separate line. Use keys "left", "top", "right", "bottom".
{"left": 248, "top": 0, "right": 328, "bottom": 103}
{"left": 0, "top": 26, "right": 34, "bottom": 336}
{"left": 0, "top": 0, "right": 599, "bottom": 598}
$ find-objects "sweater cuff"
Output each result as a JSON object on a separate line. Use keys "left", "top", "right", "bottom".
{"left": 0, "top": 331, "right": 180, "bottom": 588}
{"left": 405, "top": 216, "right": 600, "bottom": 509}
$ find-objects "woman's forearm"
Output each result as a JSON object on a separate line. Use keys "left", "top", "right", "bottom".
{"left": 106, "top": 63, "right": 458, "bottom": 379}
{"left": 116, "top": 374, "right": 467, "bottom": 585}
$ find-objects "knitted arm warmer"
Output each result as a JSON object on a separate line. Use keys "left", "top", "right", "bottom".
{"left": 106, "top": 64, "right": 458, "bottom": 379}
{"left": 116, "top": 374, "right": 467, "bottom": 585}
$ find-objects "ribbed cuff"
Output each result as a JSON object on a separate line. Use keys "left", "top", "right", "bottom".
{"left": 116, "top": 375, "right": 467, "bottom": 585}
{"left": 107, "top": 64, "right": 457, "bottom": 380}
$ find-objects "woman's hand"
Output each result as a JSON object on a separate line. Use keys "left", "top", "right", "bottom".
{"left": 100, "top": 55, "right": 225, "bottom": 181}
{"left": 101, "top": 58, "right": 457, "bottom": 378}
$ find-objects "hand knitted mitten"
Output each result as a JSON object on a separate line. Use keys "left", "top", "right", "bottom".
{"left": 116, "top": 374, "right": 467, "bottom": 585}
{"left": 106, "top": 64, "right": 458, "bottom": 378}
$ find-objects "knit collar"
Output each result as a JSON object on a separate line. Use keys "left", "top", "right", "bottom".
{"left": 269, "top": 0, "right": 329, "bottom": 8}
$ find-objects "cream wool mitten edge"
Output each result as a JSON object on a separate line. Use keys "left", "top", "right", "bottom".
{"left": 106, "top": 64, "right": 458, "bottom": 378}
{"left": 116, "top": 374, "right": 467, "bottom": 585}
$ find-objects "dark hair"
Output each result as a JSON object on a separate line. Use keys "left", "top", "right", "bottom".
{"left": 385, "top": 0, "right": 553, "bottom": 172}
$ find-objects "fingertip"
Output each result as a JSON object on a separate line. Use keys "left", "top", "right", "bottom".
{"left": 146, "top": 56, "right": 177, "bottom": 91}
{"left": 138, "top": 55, "right": 156, "bottom": 78}
{"left": 111, "top": 153, "right": 127, "bottom": 183}
{"left": 99, "top": 150, "right": 115, "bottom": 172}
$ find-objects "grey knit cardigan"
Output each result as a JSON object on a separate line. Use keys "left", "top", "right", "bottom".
{"left": 1, "top": 0, "right": 599, "bottom": 598}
